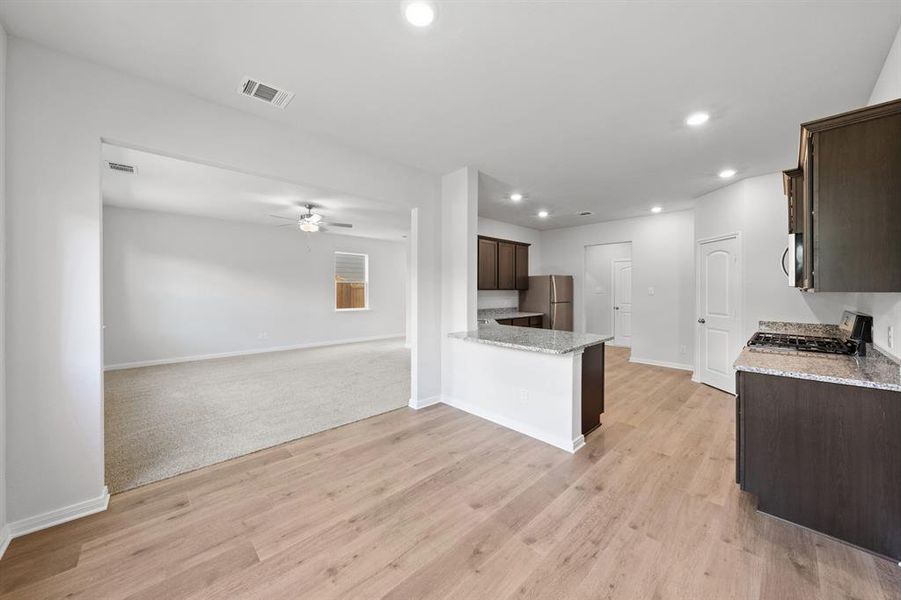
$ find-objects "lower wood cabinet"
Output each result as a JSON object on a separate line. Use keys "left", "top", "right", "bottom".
{"left": 736, "top": 371, "right": 901, "bottom": 560}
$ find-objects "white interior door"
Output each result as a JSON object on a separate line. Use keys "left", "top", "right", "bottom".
{"left": 698, "top": 235, "right": 741, "bottom": 393}
{"left": 612, "top": 259, "right": 632, "bottom": 347}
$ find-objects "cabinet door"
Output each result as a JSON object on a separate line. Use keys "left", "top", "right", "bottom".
{"left": 786, "top": 171, "right": 805, "bottom": 234}
{"left": 478, "top": 238, "right": 498, "bottom": 290}
{"left": 529, "top": 316, "right": 543, "bottom": 328}
{"left": 511, "top": 317, "right": 530, "bottom": 327}
{"left": 497, "top": 242, "right": 516, "bottom": 290}
{"left": 515, "top": 244, "right": 529, "bottom": 290}
{"left": 813, "top": 114, "right": 901, "bottom": 292}
{"left": 496, "top": 318, "right": 512, "bottom": 325}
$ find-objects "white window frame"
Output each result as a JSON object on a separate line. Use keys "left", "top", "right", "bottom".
{"left": 334, "top": 251, "right": 370, "bottom": 311}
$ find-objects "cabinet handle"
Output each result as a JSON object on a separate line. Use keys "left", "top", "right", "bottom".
{"left": 781, "top": 247, "right": 790, "bottom": 277}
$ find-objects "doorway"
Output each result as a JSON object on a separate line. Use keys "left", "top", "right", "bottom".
{"left": 696, "top": 233, "right": 741, "bottom": 394}
{"left": 100, "top": 142, "right": 413, "bottom": 492}
{"left": 583, "top": 242, "right": 632, "bottom": 345}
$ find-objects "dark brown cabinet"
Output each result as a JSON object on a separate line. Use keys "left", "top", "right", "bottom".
{"left": 495, "top": 316, "right": 543, "bottom": 328}
{"left": 515, "top": 244, "right": 529, "bottom": 290}
{"left": 477, "top": 236, "right": 530, "bottom": 291}
{"left": 736, "top": 371, "right": 901, "bottom": 561}
{"left": 497, "top": 242, "right": 516, "bottom": 290}
{"left": 477, "top": 238, "right": 498, "bottom": 290}
{"left": 783, "top": 98, "right": 901, "bottom": 292}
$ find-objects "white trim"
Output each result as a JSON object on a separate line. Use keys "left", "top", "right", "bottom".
{"left": 104, "top": 334, "right": 405, "bottom": 370}
{"left": 408, "top": 395, "right": 441, "bottom": 410}
{"left": 8, "top": 487, "right": 109, "bottom": 539}
{"left": 0, "top": 524, "right": 11, "bottom": 560}
{"left": 441, "top": 396, "right": 584, "bottom": 453}
{"left": 629, "top": 356, "right": 694, "bottom": 372}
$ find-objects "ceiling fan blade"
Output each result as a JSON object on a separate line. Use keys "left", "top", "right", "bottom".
{"left": 269, "top": 214, "right": 297, "bottom": 221}
{"left": 276, "top": 223, "right": 297, "bottom": 228}
{"left": 321, "top": 222, "right": 353, "bottom": 228}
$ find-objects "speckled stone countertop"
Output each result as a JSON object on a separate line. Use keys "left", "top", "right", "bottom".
{"left": 449, "top": 323, "right": 612, "bottom": 355}
{"left": 477, "top": 308, "right": 544, "bottom": 321}
{"left": 734, "top": 321, "right": 901, "bottom": 392}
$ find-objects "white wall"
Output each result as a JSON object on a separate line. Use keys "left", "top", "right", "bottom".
{"left": 443, "top": 338, "right": 582, "bottom": 452}
{"left": 869, "top": 22, "right": 901, "bottom": 105}
{"left": 694, "top": 21, "right": 901, "bottom": 362}
{"left": 0, "top": 20, "right": 8, "bottom": 555}
{"left": 540, "top": 210, "right": 695, "bottom": 369}
{"left": 103, "top": 207, "right": 406, "bottom": 367}
{"left": 441, "top": 168, "right": 478, "bottom": 336}
{"left": 476, "top": 217, "right": 542, "bottom": 310}
{"left": 4, "top": 38, "right": 441, "bottom": 527}
{"left": 584, "top": 243, "right": 632, "bottom": 337}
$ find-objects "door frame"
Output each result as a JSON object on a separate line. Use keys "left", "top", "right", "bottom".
{"left": 694, "top": 232, "right": 742, "bottom": 389}
{"left": 610, "top": 258, "right": 633, "bottom": 348}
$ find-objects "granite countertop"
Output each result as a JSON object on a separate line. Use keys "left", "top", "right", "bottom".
{"left": 449, "top": 323, "right": 612, "bottom": 355}
{"left": 477, "top": 308, "right": 544, "bottom": 320}
{"left": 734, "top": 321, "right": 901, "bottom": 392}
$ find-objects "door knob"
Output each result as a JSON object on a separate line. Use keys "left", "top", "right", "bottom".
{"left": 614, "top": 306, "right": 619, "bottom": 310}
{"left": 697, "top": 318, "right": 706, "bottom": 324}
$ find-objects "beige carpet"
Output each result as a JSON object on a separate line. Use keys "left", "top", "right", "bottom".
{"left": 104, "top": 337, "right": 410, "bottom": 493}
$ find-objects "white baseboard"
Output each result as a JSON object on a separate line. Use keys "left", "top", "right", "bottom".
{"left": 441, "top": 395, "right": 583, "bottom": 453}
{"left": 0, "top": 524, "right": 10, "bottom": 560}
{"left": 409, "top": 395, "right": 442, "bottom": 410}
{"left": 629, "top": 356, "right": 694, "bottom": 372}
{"left": 8, "top": 487, "right": 110, "bottom": 539}
{"left": 105, "top": 334, "right": 405, "bottom": 370}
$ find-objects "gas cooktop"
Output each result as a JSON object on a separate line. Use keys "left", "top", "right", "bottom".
{"left": 747, "top": 332, "right": 860, "bottom": 356}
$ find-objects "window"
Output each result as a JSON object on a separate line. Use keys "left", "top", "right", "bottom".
{"left": 335, "top": 252, "right": 369, "bottom": 310}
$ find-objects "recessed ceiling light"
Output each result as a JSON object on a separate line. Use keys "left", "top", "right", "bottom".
{"left": 404, "top": 1, "right": 436, "bottom": 27}
{"left": 510, "top": 192, "right": 523, "bottom": 202}
{"left": 685, "top": 112, "right": 710, "bottom": 126}
{"left": 718, "top": 168, "right": 737, "bottom": 179}
{"left": 651, "top": 206, "right": 663, "bottom": 213}
{"left": 537, "top": 210, "right": 549, "bottom": 218}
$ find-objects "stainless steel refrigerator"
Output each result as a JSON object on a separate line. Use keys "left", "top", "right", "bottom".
{"left": 519, "top": 275, "right": 574, "bottom": 331}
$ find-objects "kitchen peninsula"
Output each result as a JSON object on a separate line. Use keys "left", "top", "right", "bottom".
{"left": 444, "top": 320, "right": 611, "bottom": 452}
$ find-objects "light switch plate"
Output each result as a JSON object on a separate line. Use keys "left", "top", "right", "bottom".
{"left": 888, "top": 326, "right": 894, "bottom": 349}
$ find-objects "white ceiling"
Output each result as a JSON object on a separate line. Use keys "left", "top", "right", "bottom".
{"left": 3, "top": 1, "right": 900, "bottom": 229}
{"left": 101, "top": 144, "right": 410, "bottom": 241}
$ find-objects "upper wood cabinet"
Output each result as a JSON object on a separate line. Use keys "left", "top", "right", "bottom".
{"left": 515, "top": 244, "right": 529, "bottom": 290}
{"left": 477, "top": 236, "right": 530, "bottom": 290}
{"left": 783, "top": 98, "right": 901, "bottom": 292}
{"left": 497, "top": 242, "right": 516, "bottom": 290}
{"left": 477, "top": 237, "right": 498, "bottom": 290}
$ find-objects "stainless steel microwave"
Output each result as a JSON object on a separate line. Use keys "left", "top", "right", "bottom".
{"left": 783, "top": 233, "right": 804, "bottom": 286}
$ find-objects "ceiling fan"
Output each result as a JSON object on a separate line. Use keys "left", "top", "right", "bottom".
{"left": 269, "top": 204, "right": 353, "bottom": 233}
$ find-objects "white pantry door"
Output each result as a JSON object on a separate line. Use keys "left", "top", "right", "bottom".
{"left": 612, "top": 259, "right": 632, "bottom": 347}
{"left": 698, "top": 235, "right": 741, "bottom": 393}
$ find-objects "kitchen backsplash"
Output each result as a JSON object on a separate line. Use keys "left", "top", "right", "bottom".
{"left": 478, "top": 290, "right": 519, "bottom": 309}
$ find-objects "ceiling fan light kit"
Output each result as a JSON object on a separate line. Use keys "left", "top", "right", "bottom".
{"left": 270, "top": 203, "right": 354, "bottom": 234}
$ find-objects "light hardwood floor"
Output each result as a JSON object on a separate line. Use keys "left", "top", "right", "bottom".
{"left": 1, "top": 347, "right": 898, "bottom": 599}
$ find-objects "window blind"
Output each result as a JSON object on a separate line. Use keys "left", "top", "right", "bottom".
{"left": 335, "top": 253, "right": 367, "bottom": 283}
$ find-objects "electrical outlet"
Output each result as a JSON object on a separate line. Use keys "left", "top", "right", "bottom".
{"left": 519, "top": 389, "right": 529, "bottom": 402}
{"left": 679, "top": 344, "right": 687, "bottom": 355}
{"left": 258, "top": 332, "right": 269, "bottom": 340}
{"left": 888, "top": 326, "right": 894, "bottom": 350}
{"left": 647, "top": 287, "right": 655, "bottom": 296}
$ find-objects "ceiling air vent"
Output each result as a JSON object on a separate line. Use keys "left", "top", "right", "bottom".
{"left": 238, "top": 77, "right": 295, "bottom": 109}
{"left": 107, "top": 161, "right": 137, "bottom": 174}
{"left": 579, "top": 211, "right": 593, "bottom": 216}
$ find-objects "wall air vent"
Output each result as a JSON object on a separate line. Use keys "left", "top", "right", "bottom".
{"left": 238, "top": 77, "right": 295, "bottom": 109}
{"left": 107, "top": 161, "right": 137, "bottom": 174}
